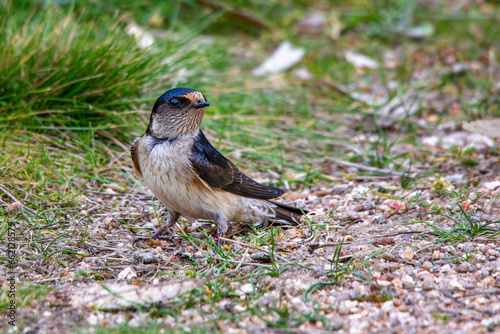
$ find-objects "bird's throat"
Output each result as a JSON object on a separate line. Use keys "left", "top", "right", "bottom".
{"left": 150, "top": 109, "right": 204, "bottom": 138}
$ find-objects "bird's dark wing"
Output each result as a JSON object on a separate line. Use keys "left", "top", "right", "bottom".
{"left": 130, "top": 137, "right": 143, "bottom": 180}
{"left": 190, "top": 131, "right": 284, "bottom": 199}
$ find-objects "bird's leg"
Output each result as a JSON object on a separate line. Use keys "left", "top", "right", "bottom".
{"left": 150, "top": 211, "right": 180, "bottom": 239}
{"left": 215, "top": 215, "right": 228, "bottom": 248}
{"left": 133, "top": 212, "right": 180, "bottom": 246}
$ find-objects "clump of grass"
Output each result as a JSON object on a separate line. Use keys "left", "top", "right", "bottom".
{"left": 67, "top": 0, "right": 303, "bottom": 33}
{"left": 404, "top": 200, "right": 500, "bottom": 243}
{"left": 0, "top": 283, "right": 55, "bottom": 310}
{"left": 0, "top": 2, "right": 184, "bottom": 129}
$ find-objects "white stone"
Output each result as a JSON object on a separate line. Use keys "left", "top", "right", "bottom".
{"left": 484, "top": 181, "right": 500, "bottom": 190}
{"left": 381, "top": 300, "right": 395, "bottom": 313}
{"left": 345, "top": 51, "right": 379, "bottom": 69}
{"left": 240, "top": 283, "right": 254, "bottom": 294}
{"left": 117, "top": 267, "right": 137, "bottom": 280}
{"left": 440, "top": 264, "right": 452, "bottom": 273}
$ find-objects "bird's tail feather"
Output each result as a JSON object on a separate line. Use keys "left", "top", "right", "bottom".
{"left": 267, "top": 200, "right": 308, "bottom": 226}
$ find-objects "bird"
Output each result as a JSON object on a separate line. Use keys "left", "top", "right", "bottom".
{"left": 130, "top": 88, "right": 306, "bottom": 245}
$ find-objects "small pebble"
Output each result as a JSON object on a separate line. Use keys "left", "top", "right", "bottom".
{"left": 133, "top": 250, "right": 159, "bottom": 264}
{"left": 401, "top": 250, "right": 415, "bottom": 261}
{"left": 353, "top": 269, "right": 368, "bottom": 277}
{"left": 480, "top": 268, "right": 492, "bottom": 277}
{"left": 223, "top": 303, "right": 234, "bottom": 313}
{"left": 483, "top": 181, "right": 500, "bottom": 190}
{"left": 440, "top": 264, "right": 452, "bottom": 273}
{"left": 118, "top": 266, "right": 137, "bottom": 280}
{"left": 361, "top": 200, "right": 374, "bottom": 211}
{"left": 470, "top": 216, "right": 481, "bottom": 223}
{"left": 70, "top": 313, "right": 80, "bottom": 323}
{"left": 480, "top": 276, "right": 495, "bottom": 287}
{"left": 312, "top": 266, "right": 325, "bottom": 278}
{"left": 250, "top": 252, "right": 273, "bottom": 263}
{"left": 478, "top": 244, "right": 491, "bottom": 254}
{"left": 402, "top": 275, "right": 415, "bottom": 287}
{"left": 468, "top": 192, "right": 478, "bottom": 201}
{"left": 240, "top": 283, "right": 253, "bottom": 294}
{"left": 372, "top": 215, "right": 386, "bottom": 224}
{"left": 432, "top": 250, "right": 440, "bottom": 259}
{"left": 481, "top": 213, "right": 495, "bottom": 222}
{"left": 422, "top": 261, "right": 433, "bottom": 269}
{"left": 381, "top": 300, "right": 395, "bottom": 313}
{"left": 457, "top": 262, "right": 475, "bottom": 273}
{"left": 463, "top": 242, "right": 475, "bottom": 253}
{"left": 487, "top": 249, "right": 500, "bottom": 257}
{"left": 342, "top": 211, "right": 361, "bottom": 222}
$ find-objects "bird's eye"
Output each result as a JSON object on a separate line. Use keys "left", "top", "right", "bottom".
{"left": 169, "top": 98, "right": 180, "bottom": 108}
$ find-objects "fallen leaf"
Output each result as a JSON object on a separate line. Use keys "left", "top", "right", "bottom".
{"left": 345, "top": 51, "right": 379, "bottom": 69}
{"left": 252, "top": 41, "right": 305, "bottom": 76}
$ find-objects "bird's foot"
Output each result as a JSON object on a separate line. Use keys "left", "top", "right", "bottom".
{"left": 133, "top": 216, "right": 179, "bottom": 247}
{"left": 212, "top": 235, "right": 220, "bottom": 248}
{"left": 132, "top": 234, "right": 177, "bottom": 247}
{"left": 214, "top": 233, "right": 226, "bottom": 249}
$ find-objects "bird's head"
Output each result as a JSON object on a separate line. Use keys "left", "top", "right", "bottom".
{"left": 147, "top": 88, "right": 210, "bottom": 139}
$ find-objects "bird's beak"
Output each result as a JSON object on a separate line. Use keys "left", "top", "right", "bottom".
{"left": 192, "top": 101, "right": 210, "bottom": 109}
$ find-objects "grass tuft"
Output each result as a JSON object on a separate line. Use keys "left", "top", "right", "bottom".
{"left": 0, "top": 1, "right": 186, "bottom": 130}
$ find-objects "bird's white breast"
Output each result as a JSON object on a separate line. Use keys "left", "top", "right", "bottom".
{"left": 137, "top": 135, "right": 276, "bottom": 225}
{"left": 138, "top": 135, "right": 209, "bottom": 218}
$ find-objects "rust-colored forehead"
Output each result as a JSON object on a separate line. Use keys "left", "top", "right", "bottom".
{"left": 183, "top": 91, "right": 206, "bottom": 104}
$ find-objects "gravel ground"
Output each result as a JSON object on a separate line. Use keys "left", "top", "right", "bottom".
{"left": 2, "top": 151, "right": 499, "bottom": 333}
